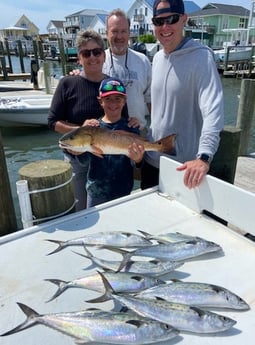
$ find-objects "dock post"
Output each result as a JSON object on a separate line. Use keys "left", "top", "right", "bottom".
{"left": 0, "top": 56, "right": 8, "bottom": 80}
{"left": 17, "top": 40, "right": 25, "bottom": 74}
{"left": 0, "top": 131, "right": 17, "bottom": 235}
{"left": 236, "top": 79, "right": 255, "bottom": 155}
{"left": 58, "top": 38, "right": 68, "bottom": 76}
{"left": 43, "top": 61, "right": 52, "bottom": 94}
{"left": 18, "top": 160, "right": 75, "bottom": 226}
{"left": 4, "top": 39, "right": 13, "bottom": 74}
{"left": 30, "top": 59, "right": 39, "bottom": 90}
{"left": 210, "top": 126, "right": 241, "bottom": 184}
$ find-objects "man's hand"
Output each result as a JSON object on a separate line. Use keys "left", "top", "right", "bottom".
{"left": 176, "top": 159, "right": 210, "bottom": 189}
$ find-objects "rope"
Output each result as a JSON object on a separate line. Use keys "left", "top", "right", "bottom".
{"left": 29, "top": 174, "right": 74, "bottom": 194}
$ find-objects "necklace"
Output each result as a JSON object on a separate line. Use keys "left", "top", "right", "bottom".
{"left": 109, "top": 49, "right": 132, "bottom": 87}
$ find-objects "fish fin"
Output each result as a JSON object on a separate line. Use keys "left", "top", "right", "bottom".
{"left": 91, "top": 145, "right": 104, "bottom": 158}
{"left": 72, "top": 250, "right": 90, "bottom": 259}
{"left": 114, "top": 130, "right": 141, "bottom": 138}
{"left": 99, "top": 246, "right": 133, "bottom": 272}
{"left": 1, "top": 303, "right": 39, "bottom": 336}
{"left": 126, "top": 320, "right": 145, "bottom": 328}
{"left": 45, "top": 239, "right": 67, "bottom": 255}
{"left": 137, "top": 229, "right": 153, "bottom": 239}
{"left": 85, "top": 271, "right": 114, "bottom": 304}
{"left": 116, "top": 252, "right": 133, "bottom": 272}
{"left": 44, "top": 278, "right": 69, "bottom": 302}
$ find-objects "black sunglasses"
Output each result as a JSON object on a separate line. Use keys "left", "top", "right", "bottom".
{"left": 79, "top": 48, "right": 104, "bottom": 58}
{"left": 152, "top": 14, "right": 182, "bottom": 27}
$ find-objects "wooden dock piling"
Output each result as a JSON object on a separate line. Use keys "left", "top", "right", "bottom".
{"left": 18, "top": 160, "right": 75, "bottom": 225}
{"left": 0, "top": 131, "right": 17, "bottom": 235}
{"left": 236, "top": 79, "right": 255, "bottom": 155}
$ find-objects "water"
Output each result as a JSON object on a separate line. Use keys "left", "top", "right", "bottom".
{"left": 1, "top": 56, "right": 255, "bottom": 229}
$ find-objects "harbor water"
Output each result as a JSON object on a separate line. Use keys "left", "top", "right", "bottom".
{"left": 1, "top": 56, "right": 255, "bottom": 229}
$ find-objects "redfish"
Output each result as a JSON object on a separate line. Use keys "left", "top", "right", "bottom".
{"left": 59, "top": 126, "right": 176, "bottom": 157}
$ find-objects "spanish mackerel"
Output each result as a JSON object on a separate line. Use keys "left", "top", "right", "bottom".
{"left": 136, "top": 280, "right": 250, "bottom": 310}
{"left": 45, "top": 271, "right": 165, "bottom": 302}
{"left": 106, "top": 239, "right": 222, "bottom": 271}
{"left": 46, "top": 231, "right": 152, "bottom": 255}
{"left": 74, "top": 246, "right": 184, "bottom": 276}
{"left": 89, "top": 272, "right": 236, "bottom": 334}
{"left": 1, "top": 303, "right": 179, "bottom": 344}
{"left": 138, "top": 230, "right": 204, "bottom": 243}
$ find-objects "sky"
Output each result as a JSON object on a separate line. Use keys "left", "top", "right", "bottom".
{"left": 0, "top": 0, "right": 252, "bottom": 33}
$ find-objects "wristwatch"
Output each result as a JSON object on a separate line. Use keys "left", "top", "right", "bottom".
{"left": 197, "top": 153, "right": 212, "bottom": 164}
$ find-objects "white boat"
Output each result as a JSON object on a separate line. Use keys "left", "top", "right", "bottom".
{"left": 0, "top": 94, "right": 53, "bottom": 127}
{"left": 0, "top": 157, "right": 254, "bottom": 345}
{"left": 214, "top": 45, "right": 253, "bottom": 63}
{"left": 214, "top": 28, "right": 253, "bottom": 64}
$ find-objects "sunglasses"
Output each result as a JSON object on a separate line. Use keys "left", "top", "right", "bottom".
{"left": 101, "top": 83, "right": 125, "bottom": 93}
{"left": 79, "top": 48, "right": 104, "bottom": 58}
{"left": 152, "top": 14, "right": 182, "bottom": 27}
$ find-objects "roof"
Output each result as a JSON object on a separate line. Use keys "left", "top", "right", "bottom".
{"left": 189, "top": 3, "right": 250, "bottom": 16}
{"left": 2, "top": 26, "right": 28, "bottom": 31}
{"left": 66, "top": 8, "right": 109, "bottom": 17}
{"left": 96, "top": 14, "right": 108, "bottom": 25}
{"left": 144, "top": 0, "right": 200, "bottom": 14}
{"left": 49, "top": 20, "right": 64, "bottom": 28}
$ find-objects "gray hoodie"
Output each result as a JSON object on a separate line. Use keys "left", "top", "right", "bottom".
{"left": 145, "top": 38, "right": 224, "bottom": 168}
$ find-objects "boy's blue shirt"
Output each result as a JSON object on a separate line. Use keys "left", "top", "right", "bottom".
{"left": 86, "top": 117, "right": 139, "bottom": 203}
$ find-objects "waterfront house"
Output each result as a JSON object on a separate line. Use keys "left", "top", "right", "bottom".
{"left": 127, "top": 0, "right": 200, "bottom": 38}
{"left": 46, "top": 20, "right": 65, "bottom": 38}
{"left": 63, "top": 9, "right": 109, "bottom": 46}
{"left": 187, "top": 3, "right": 253, "bottom": 48}
{"left": 50, "top": 1, "right": 200, "bottom": 44}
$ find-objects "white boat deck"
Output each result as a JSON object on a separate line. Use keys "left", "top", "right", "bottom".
{"left": 0, "top": 157, "right": 254, "bottom": 345}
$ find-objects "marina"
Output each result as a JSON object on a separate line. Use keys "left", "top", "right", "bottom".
{"left": 0, "top": 57, "right": 255, "bottom": 230}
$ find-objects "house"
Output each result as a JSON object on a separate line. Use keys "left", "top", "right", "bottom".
{"left": 51, "top": 1, "right": 200, "bottom": 44}
{"left": 0, "top": 14, "right": 39, "bottom": 54}
{"left": 63, "top": 9, "right": 109, "bottom": 45}
{"left": 46, "top": 20, "right": 65, "bottom": 38}
{"left": 89, "top": 14, "right": 108, "bottom": 36}
{"left": 127, "top": 0, "right": 200, "bottom": 37}
{"left": 187, "top": 3, "right": 253, "bottom": 48}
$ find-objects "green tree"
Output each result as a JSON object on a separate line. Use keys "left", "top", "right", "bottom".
{"left": 139, "top": 34, "right": 156, "bottom": 43}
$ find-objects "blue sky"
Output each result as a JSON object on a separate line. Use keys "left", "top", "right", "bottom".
{"left": 0, "top": 0, "right": 252, "bottom": 33}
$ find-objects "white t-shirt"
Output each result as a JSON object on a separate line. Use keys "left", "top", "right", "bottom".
{"left": 103, "top": 48, "right": 152, "bottom": 129}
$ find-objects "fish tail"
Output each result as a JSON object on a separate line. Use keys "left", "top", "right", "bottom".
{"left": 44, "top": 278, "right": 69, "bottom": 302}
{"left": 1, "top": 303, "right": 39, "bottom": 336}
{"left": 45, "top": 239, "right": 67, "bottom": 255}
{"left": 156, "top": 134, "right": 176, "bottom": 154}
{"left": 101, "top": 246, "right": 133, "bottom": 272}
{"left": 72, "top": 245, "right": 92, "bottom": 260}
{"left": 137, "top": 230, "right": 153, "bottom": 239}
{"left": 85, "top": 271, "right": 114, "bottom": 304}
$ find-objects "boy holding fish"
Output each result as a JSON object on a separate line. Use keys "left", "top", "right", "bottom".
{"left": 85, "top": 77, "right": 144, "bottom": 207}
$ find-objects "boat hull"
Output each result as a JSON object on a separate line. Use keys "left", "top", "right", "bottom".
{"left": 0, "top": 95, "right": 52, "bottom": 127}
{"left": 214, "top": 47, "right": 252, "bottom": 63}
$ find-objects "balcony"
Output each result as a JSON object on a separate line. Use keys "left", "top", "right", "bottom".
{"left": 133, "top": 14, "right": 145, "bottom": 23}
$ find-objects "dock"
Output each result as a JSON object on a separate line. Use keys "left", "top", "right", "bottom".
{"left": 234, "top": 155, "right": 255, "bottom": 193}
{"left": 0, "top": 73, "right": 30, "bottom": 81}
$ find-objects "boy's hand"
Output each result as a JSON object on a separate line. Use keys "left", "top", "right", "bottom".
{"left": 128, "top": 143, "right": 144, "bottom": 163}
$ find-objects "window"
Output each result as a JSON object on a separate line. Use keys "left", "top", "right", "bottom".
{"left": 239, "top": 18, "right": 245, "bottom": 28}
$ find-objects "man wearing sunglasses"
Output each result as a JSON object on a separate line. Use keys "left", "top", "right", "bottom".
{"left": 103, "top": 8, "right": 152, "bottom": 133}
{"left": 141, "top": 0, "right": 224, "bottom": 190}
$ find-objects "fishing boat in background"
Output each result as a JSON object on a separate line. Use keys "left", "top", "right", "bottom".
{"left": 213, "top": 28, "right": 254, "bottom": 64}
{"left": 0, "top": 94, "right": 52, "bottom": 127}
